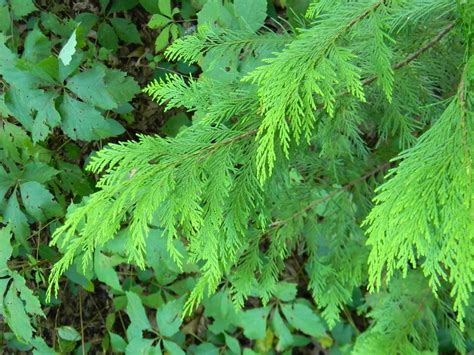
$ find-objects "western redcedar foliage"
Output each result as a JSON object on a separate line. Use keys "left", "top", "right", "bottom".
{"left": 47, "top": 0, "right": 473, "bottom": 352}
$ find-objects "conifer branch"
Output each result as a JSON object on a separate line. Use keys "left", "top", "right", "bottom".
{"left": 362, "top": 21, "right": 456, "bottom": 86}
{"left": 269, "top": 162, "right": 391, "bottom": 229}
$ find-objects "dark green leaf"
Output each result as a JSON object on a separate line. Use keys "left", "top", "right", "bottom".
{"left": 163, "top": 340, "right": 185, "bottom": 355}
{"left": 224, "top": 333, "right": 240, "bottom": 354}
{"left": 0, "top": 226, "right": 12, "bottom": 272}
{"left": 98, "top": 22, "right": 119, "bottom": 50}
{"left": 109, "top": 332, "right": 127, "bottom": 352}
{"left": 148, "top": 14, "right": 171, "bottom": 29}
{"left": 22, "top": 162, "right": 58, "bottom": 184}
{"left": 22, "top": 26, "right": 51, "bottom": 63}
{"left": 139, "top": 0, "right": 160, "bottom": 13}
{"left": 156, "top": 297, "right": 184, "bottom": 337}
{"left": 4, "top": 288, "right": 33, "bottom": 342}
{"left": 20, "top": 181, "right": 62, "bottom": 222}
{"left": 110, "top": 0, "right": 139, "bottom": 12}
{"left": 67, "top": 66, "right": 118, "bottom": 110}
{"left": 233, "top": 0, "right": 267, "bottom": 32}
{"left": 125, "top": 337, "right": 154, "bottom": 354}
{"left": 154, "top": 26, "right": 170, "bottom": 52}
{"left": 59, "top": 95, "right": 124, "bottom": 141}
{"left": 0, "top": 5, "right": 10, "bottom": 32}
{"left": 237, "top": 307, "right": 270, "bottom": 340}
{"left": 94, "top": 250, "right": 123, "bottom": 291}
{"left": 4, "top": 193, "right": 29, "bottom": 240}
{"left": 273, "top": 282, "right": 297, "bottom": 302}
{"left": 10, "top": 0, "right": 36, "bottom": 19}
{"left": 58, "top": 326, "right": 81, "bottom": 342}
{"left": 126, "top": 292, "right": 152, "bottom": 339}
{"left": 272, "top": 309, "right": 294, "bottom": 351}
{"left": 158, "top": 0, "right": 172, "bottom": 17}
{"left": 281, "top": 303, "right": 326, "bottom": 338}
{"left": 110, "top": 17, "right": 142, "bottom": 44}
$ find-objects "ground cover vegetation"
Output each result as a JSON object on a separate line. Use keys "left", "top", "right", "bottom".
{"left": 0, "top": 0, "right": 473, "bottom": 353}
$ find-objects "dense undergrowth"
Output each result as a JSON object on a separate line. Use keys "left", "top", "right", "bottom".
{"left": 0, "top": 0, "right": 473, "bottom": 354}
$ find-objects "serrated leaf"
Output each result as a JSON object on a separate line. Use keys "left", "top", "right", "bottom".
{"left": 139, "top": 0, "right": 159, "bottom": 13}
{"left": 4, "top": 287, "right": 34, "bottom": 342}
{"left": 158, "top": 0, "right": 172, "bottom": 17}
{"left": 204, "top": 291, "right": 239, "bottom": 334}
{"left": 197, "top": 0, "right": 235, "bottom": 28}
{"left": 59, "top": 28, "right": 77, "bottom": 66}
{"left": 155, "top": 26, "right": 170, "bottom": 52}
{"left": 126, "top": 292, "right": 151, "bottom": 340}
{"left": 10, "top": 0, "right": 36, "bottom": 19}
{"left": 94, "top": 250, "right": 123, "bottom": 291}
{"left": 4, "top": 192, "right": 29, "bottom": 241}
{"left": 98, "top": 22, "right": 119, "bottom": 50}
{"left": 31, "top": 336, "right": 56, "bottom": 354}
{"left": 281, "top": 303, "right": 326, "bottom": 338}
{"left": 110, "top": 18, "right": 142, "bottom": 44}
{"left": 31, "top": 91, "right": 61, "bottom": 143}
{"left": 110, "top": 332, "right": 127, "bottom": 352}
{"left": 64, "top": 267, "right": 95, "bottom": 292}
{"left": 125, "top": 337, "right": 154, "bottom": 354}
{"left": 161, "top": 112, "right": 190, "bottom": 137}
{"left": 110, "top": 0, "right": 139, "bottom": 12}
{"left": 5, "top": 84, "right": 61, "bottom": 143}
{"left": 57, "top": 161, "right": 93, "bottom": 197}
{"left": 224, "top": 333, "right": 240, "bottom": 354}
{"left": 20, "top": 181, "right": 62, "bottom": 222}
{"left": 59, "top": 95, "right": 124, "bottom": 141}
{"left": 273, "top": 281, "right": 297, "bottom": 302}
{"left": 22, "top": 26, "right": 51, "bottom": 63}
{"left": 237, "top": 307, "right": 270, "bottom": 340}
{"left": 67, "top": 66, "right": 117, "bottom": 110}
{"left": 75, "top": 13, "right": 99, "bottom": 35}
{"left": 272, "top": 309, "right": 294, "bottom": 351}
{"left": 0, "top": 93, "right": 11, "bottom": 117}
{"left": 30, "top": 56, "right": 60, "bottom": 83}
{"left": 58, "top": 326, "right": 81, "bottom": 342}
{"left": 233, "top": 0, "right": 267, "bottom": 32}
{"left": 156, "top": 297, "right": 184, "bottom": 337}
{"left": 0, "top": 167, "right": 14, "bottom": 200}
{"left": 99, "top": 0, "right": 110, "bottom": 13}
{"left": 194, "top": 343, "right": 219, "bottom": 355}
{"left": 148, "top": 14, "right": 171, "bottom": 29}
{"left": 0, "top": 5, "right": 10, "bottom": 32}
{"left": 22, "top": 162, "right": 58, "bottom": 184}
{"left": 103, "top": 69, "right": 140, "bottom": 106}
{"left": 5, "top": 85, "right": 41, "bottom": 131}
{"left": 0, "top": 226, "right": 12, "bottom": 272}
{"left": 13, "top": 272, "right": 45, "bottom": 316}
{"left": 163, "top": 340, "right": 184, "bottom": 355}
{"left": 0, "top": 122, "right": 31, "bottom": 163}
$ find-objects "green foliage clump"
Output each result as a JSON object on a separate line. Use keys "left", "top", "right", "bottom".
{"left": 44, "top": 0, "right": 474, "bottom": 353}
{"left": 1, "top": 0, "right": 474, "bottom": 353}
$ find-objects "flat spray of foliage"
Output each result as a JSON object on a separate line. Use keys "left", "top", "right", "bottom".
{"left": 45, "top": 0, "right": 474, "bottom": 352}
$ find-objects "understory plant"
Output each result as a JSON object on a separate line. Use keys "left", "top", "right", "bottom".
{"left": 42, "top": 0, "right": 474, "bottom": 353}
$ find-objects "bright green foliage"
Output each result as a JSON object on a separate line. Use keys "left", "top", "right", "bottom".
{"left": 365, "top": 0, "right": 474, "bottom": 328}
{"left": 1, "top": 0, "right": 473, "bottom": 353}
{"left": 47, "top": 3, "right": 473, "bottom": 347}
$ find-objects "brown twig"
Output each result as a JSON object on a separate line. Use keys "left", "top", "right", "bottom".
{"left": 79, "top": 290, "right": 86, "bottom": 355}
